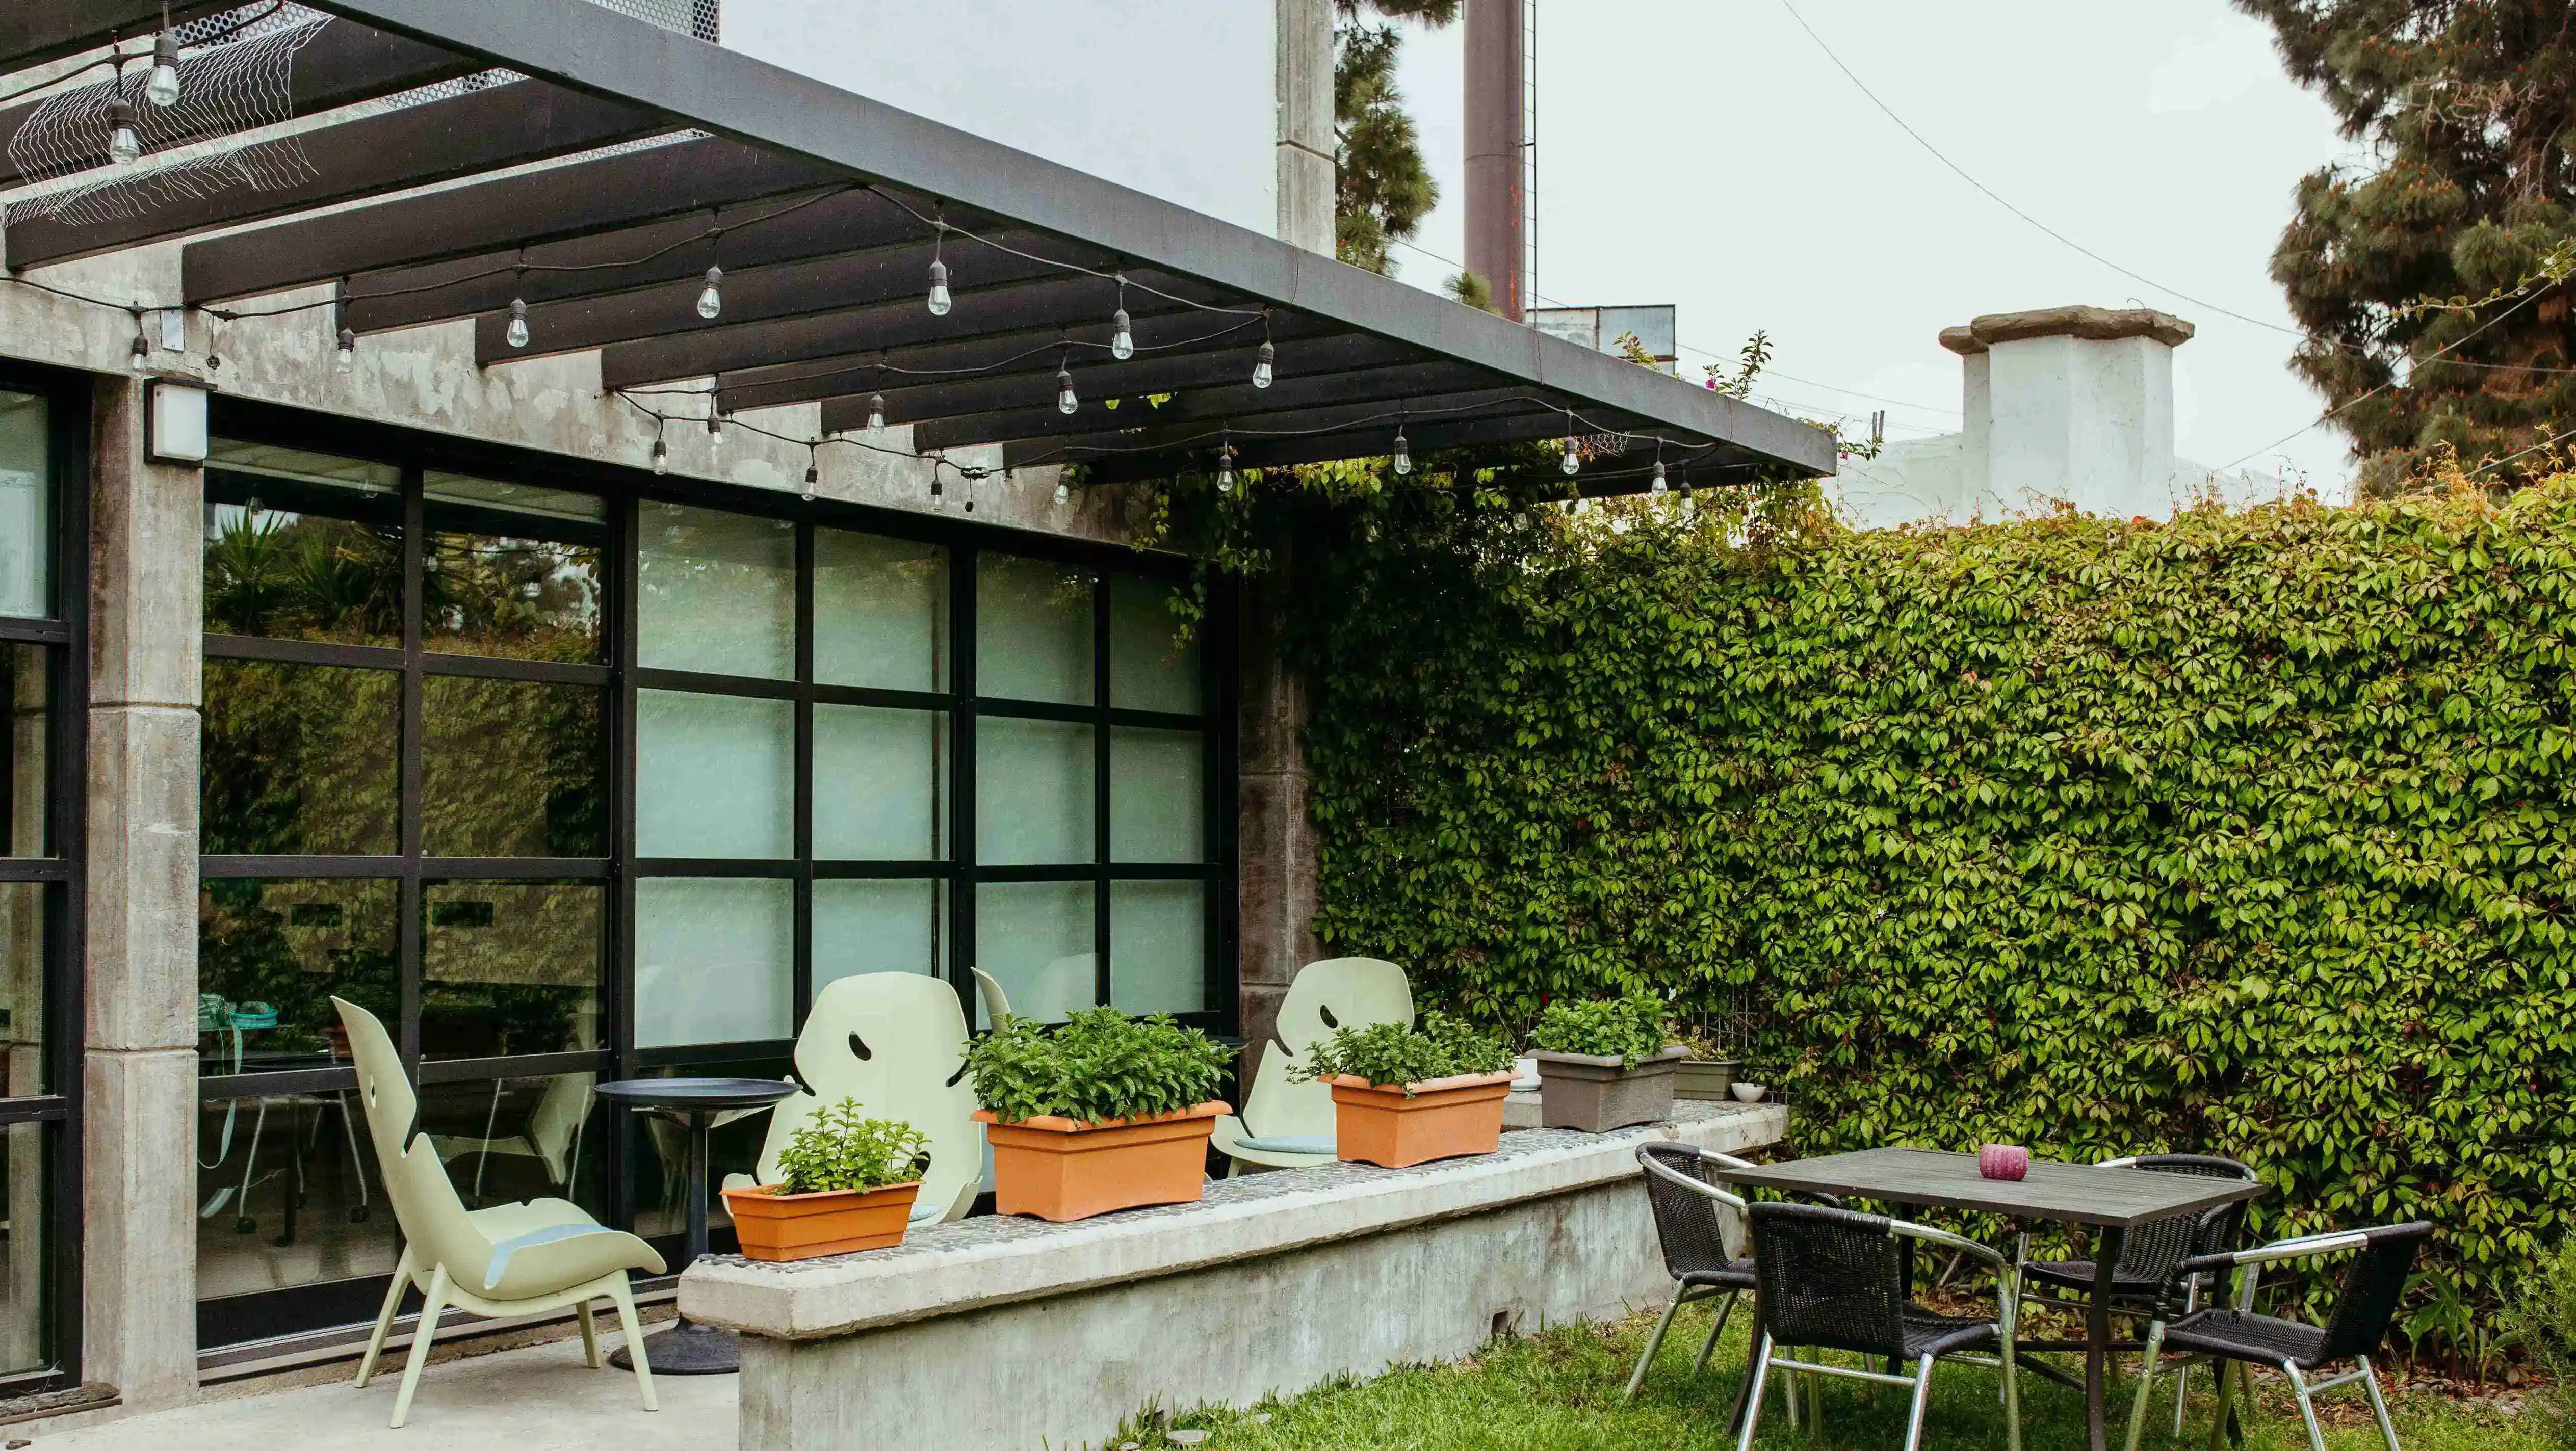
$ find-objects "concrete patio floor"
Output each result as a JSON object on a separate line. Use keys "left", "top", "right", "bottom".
{"left": 22, "top": 1333, "right": 736, "bottom": 1450}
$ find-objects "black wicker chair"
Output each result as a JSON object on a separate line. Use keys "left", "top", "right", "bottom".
{"left": 1629, "top": 1144, "right": 1763, "bottom": 1402}
{"left": 1737, "top": 1201, "right": 2021, "bottom": 1451}
{"left": 2122, "top": 1221, "right": 2431, "bottom": 1451}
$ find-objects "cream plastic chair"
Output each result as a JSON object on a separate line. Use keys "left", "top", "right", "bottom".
{"left": 1210, "top": 957, "right": 1413, "bottom": 1173}
{"left": 330, "top": 998, "right": 664, "bottom": 1429}
{"left": 720, "top": 972, "right": 983, "bottom": 1224}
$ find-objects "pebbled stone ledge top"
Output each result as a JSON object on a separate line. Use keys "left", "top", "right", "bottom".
{"left": 683, "top": 1099, "right": 1787, "bottom": 1341}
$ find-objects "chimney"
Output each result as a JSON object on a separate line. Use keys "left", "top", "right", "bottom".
{"left": 1939, "top": 306, "right": 2195, "bottom": 518}
{"left": 1464, "top": 0, "right": 1525, "bottom": 321}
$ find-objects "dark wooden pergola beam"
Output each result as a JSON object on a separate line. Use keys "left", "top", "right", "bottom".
{"left": 1063, "top": 409, "right": 1679, "bottom": 484}
{"left": 5, "top": 80, "right": 666, "bottom": 271}
{"left": 909, "top": 359, "right": 1500, "bottom": 454}
{"left": 0, "top": 1, "right": 231, "bottom": 72}
{"left": 1004, "top": 387, "right": 1545, "bottom": 471}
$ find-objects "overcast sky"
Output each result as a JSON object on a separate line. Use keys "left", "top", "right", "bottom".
{"left": 1388, "top": 0, "right": 2373, "bottom": 492}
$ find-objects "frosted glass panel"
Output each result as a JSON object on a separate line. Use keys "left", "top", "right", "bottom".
{"left": 638, "top": 502, "right": 795, "bottom": 679}
{"left": 1110, "top": 728, "right": 1203, "bottom": 863}
{"left": 976, "top": 555, "right": 1092, "bottom": 704}
{"left": 634, "top": 877, "right": 793, "bottom": 1047}
{"left": 1112, "top": 881, "right": 1205, "bottom": 1016}
{"left": 976, "top": 717, "right": 1093, "bottom": 864}
{"left": 637, "top": 690, "right": 793, "bottom": 858}
{"left": 975, "top": 881, "right": 1095, "bottom": 1026}
{"left": 1110, "top": 576, "right": 1200, "bottom": 714}
{"left": 813, "top": 880, "right": 945, "bottom": 996}
{"left": 816, "top": 531, "right": 948, "bottom": 692}
{"left": 0, "top": 393, "right": 48, "bottom": 621}
{"left": 814, "top": 706, "right": 945, "bottom": 860}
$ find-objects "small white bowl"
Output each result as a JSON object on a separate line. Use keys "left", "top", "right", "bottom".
{"left": 1730, "top": 1082, "right": 1767, "bottom": 1103}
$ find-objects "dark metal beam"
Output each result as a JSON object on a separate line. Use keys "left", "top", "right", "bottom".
{"left": 909, "top": 360, "right": 1499, "bottom": 454}
{"left": 185, "top": 137, "right": 844, "bottom": 305}
{"left": 1065, "top": 410, "right": 1683, "bottom": 484}
{"left": 0, "top": 24, "right": 477, "bottom": 187}
{"left": 1004, "top": 387, "right": 1544, "bottom": 471}
{"left": 0, "top": 1, "right": 229, "bottom": 72}
{"left": 5, "top": 80, "right": 666, "bottom": 271}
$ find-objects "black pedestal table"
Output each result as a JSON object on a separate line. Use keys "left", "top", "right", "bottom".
{"left": 594, "top": 1076, "right": 797, "bottom": 1375}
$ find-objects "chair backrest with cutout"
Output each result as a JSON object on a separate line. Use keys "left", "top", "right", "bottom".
{"left": 1241, "top": 957, "right": 1414, "bottom": 1139}
{"left": 750, "top": 973, "right": 980, "bottom": 1219}
{"left": 332, "top": 997, "right": 498, "bottom": 1291}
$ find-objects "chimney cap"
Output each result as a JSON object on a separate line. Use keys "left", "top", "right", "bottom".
{"left": 1939, "top": 305, "right": 2196, "bottom": 355}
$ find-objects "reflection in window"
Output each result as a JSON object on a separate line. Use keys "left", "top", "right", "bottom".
{"left": 813, "top": 880, "right": 945, "bottom": 996}
{"left": 1111, "top": 727, "right": 1204, "bottom": 863}
{"left": 635, "top": 1053, "right": 788, "bottom": 1242}
{"left": 196, "top": 1082, "right": 395, "bottom": 1307}
{"left": 813, "top": 706, "right": 944, "bottom": 860}
{"left": 421, "top": 882, "right": 604, "bottom": 1061}
{"left": 0, "top": 1122, "right": 45, "bottom": 1373}
{"left": 0, "top": 391, "right": 49, "bottom": 621}
{"left": 0, "top": 645, "right": 47, "bottom": 859}
{"left": 421, "top": 1073, "right": 607, "bottom": 1215}
{"left": 424, "top": 473, "right": 606, "bottom": 663}
{"left": 634, "top": 877, "right": 793, "bottom": 1048}
{"left": 0, "top": 884, "right": 42, "bottom": 1097}
{"left": 636, "top": 690, "right": 793, "bottom": 859}
{"left": 202, "top": 661, "right": 400, "bottom": 856}
{"left": 1110, "top": 575, "right": 1201, "bottom": 714}
{"left": 197, "top": 879, "right": 398, "bottom": 1078}
{"left": 1112, "top": 881, "right": 1205, "bottom": 1016}
{"left": 975, "top": 881, "right": 1095, "bottom": 1026}
{"left": 638, "top": 502, "right": 794, "bottom": 680}
{"left": 977, "top": 554, "right": 1093, "bottom": 704}
{"left": 816, "top": 530, "right": 947, "bottom": 692}
{"left": 423, "top": 678, "right": 605, "bottom": 858}
{"left": 975, "top": 716, "right": 1094, "bottom": 865}
{"left": 202, "top": 448, "right": 403, "bottom": 647}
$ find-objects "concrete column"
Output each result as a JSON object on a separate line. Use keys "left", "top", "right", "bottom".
{"left": 1235, "top": 538, "right": 1318, "bottom": 1078}
{"left": 83, "top": 376, "right": 202, "bottom": 1408}
{"left": 1275, "top": 0, "right": 1336, "bottom": 253}
{"left": 1463, "top": 0, "right": 1526, "bottom": 320}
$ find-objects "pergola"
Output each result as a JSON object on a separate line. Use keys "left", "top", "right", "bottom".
{"left": 1, "top": 0, "right": 1836, "bottom": 492}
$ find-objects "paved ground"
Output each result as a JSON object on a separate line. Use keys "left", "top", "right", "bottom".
{"left": 22, "top": 1332, "right": 737, "bottom": 1450}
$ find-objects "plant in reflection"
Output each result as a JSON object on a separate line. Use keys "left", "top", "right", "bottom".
{"left": 200, "top": 659, "right": 400, "bottom": 856}
{"left": 197, "top": 880, "right": 397, "bottom": 1066}
{"left": 203, "top": 510, "right": 401, "bottom": 644}
{"left": 424, "top": 532, "right": 601, "bottom": 663}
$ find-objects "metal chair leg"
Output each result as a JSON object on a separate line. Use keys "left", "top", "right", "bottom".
{"left": 2358, "top": 1356, "right": 2402, "bottom": 1451}
{"left": 2285, "top": 1362, "right": 2329, "bottom": 1451}
{"left": 1735, "top": 1335, "right": 1775, "bottom": 1451}
{"left": 2205, "top": 1359, "right": 2239, "bottom": 1451}
{"left": 2125, "top": 1320, "right": 2166, "bottom": 1451}
{"left": 1694, "top": 1291, "right": 1738, "bottom": 1374}
{"left": 1901, "top": 1356, "right": 1937, "bottom": 1451}
{"left": 2173, "top": 1280, "right": 2201, "bottom": 1436}
{"left": 1626, "top": 1284, "right": 1688, "bottom": 1403}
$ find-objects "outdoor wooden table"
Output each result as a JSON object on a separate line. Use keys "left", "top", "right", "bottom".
{"left": 1703, "top": 1146, "right": 2271, "bottom": 1451}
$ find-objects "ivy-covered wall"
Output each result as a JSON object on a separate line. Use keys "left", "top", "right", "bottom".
{"left": 1293, "top": 482, "right": 2576, "bottom": 1311}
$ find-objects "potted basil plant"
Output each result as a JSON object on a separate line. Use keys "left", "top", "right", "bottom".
{"left": 1527, "top": 992, "right": 1690, "bottom": 1132}
{"left": 1292, "top": 1012, "right": 1518, "bottom": 1167}
{"left": 720, "top": 1098, "right": 929, "bottom": 1262}
{"left": 966, "top": 1007, "right": 1234, "bottom": 1222}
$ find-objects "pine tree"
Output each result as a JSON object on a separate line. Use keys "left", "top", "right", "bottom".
{"left": 2239, "top": 1, "right": 2576, "bottom": 492}
{"left": 1335, "top": 1, "right": 1460, "bottom": 275}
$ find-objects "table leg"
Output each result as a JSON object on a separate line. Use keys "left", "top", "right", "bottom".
{"left": 612, "top": 1111, "right": 744, "bottom": 1376}
{"left": 685, "top": 1118, "right": 711, "bottom": 1269}
{"left": 2087, "top": 1227, "right": 2126, "bottom": 1451}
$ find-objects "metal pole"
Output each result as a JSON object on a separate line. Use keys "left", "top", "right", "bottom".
{"left": 1464, "top": 0, "right": 1526, "bottom": 320}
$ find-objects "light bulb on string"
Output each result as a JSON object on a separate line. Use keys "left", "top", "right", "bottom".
{"left": 1110, "top": 304, "right": 1135, "bottom": 362}
{"left": 651, "top": 435, "right": 670, "bottom": 475}
{"left": 506, "top": 297, "right": 530, "bottom": 350}
{"left": 927, "top": 257, "right": 952, "bottom": 317}
{"left": 1651, "top": 459, "right": 1669, "bottom": 495}
{"left": 1560, "top": 425, "right": 1581, "bottom": 477}
{"left": 336, "top": 327, "right": 356, "bottom": 374}
{"left": 866, "top": 393, "right": 888, "bottom": 433}
{"left": 696, "top": 265, "right": 724, "bottom": 322}
{"left": 930, "top": 476, "right": 945, "bottom": 509}
{"left": 1252, "top": 340, "right": 1274, "bottom": 390}
{"left": 1054, "top": 478, "right": 1071, "bottom": 506}
{"left": 706, "top": 412, "right": 725, "bottom": 449}
{"left": 1216, "top": 442, "right": 1236, "bottom": 495}
{"left": 127, "top": 332, "right": 150, "bottom": 372}
{"left": 146, "top": 30, "right": 183, "bottom": 110}
{"left": 1056, "top": 367, "right": 1078, "bottom": 416}
{"left": 1392, "top": 427, "right": 1411, "bottom": 476}
{"left": 802, "top": 454, "right": 819, "bottom": 502}
{"left": 107, "top": 98, "right": 143, "bottom": 165}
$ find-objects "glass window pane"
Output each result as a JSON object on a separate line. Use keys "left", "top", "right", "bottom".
{"left": 974, "top": 881, "right": 1095, "bottom": 1026}
{"left": 1110, "top": 576, "right": 1201, "bottom": 714}
{"left": 421, "top": 882, "right": 605, "bottom": 1061}
{"left": 197, "top": 879, "right": 398, "bottom": 1078}
{"left": 422, "top": 1073, "right": 608, "bottom": 1217}
{"left": 0, "top": 391, "right": 50, "bottom": 621}
{"left": 975, "top": 717, "right": 1094, "bottom": 865}
{"left": 423, "top": 678, "right": 606, "bottom": 859}
{"left": 202, "top": 455, "right": 403, "bottom": 647}
{"left": 1112, "top": 880, "right": 1205, "bottom": 1017}
{"left": 202, "top": 661, "right": 400, "bottom": 856}
{"left": 637, "top": 690, "right": 792, "bottom": 859}
{"left": 197, "top": 1091, "right": 397, "bottom": 1309}
{"left": 635, "top": 877, "right": 794, "bottom": 1048}
{"left": 815, "top": 706, "right": 944, "bottom": 861}
{"left": 0, "top": 646, "right": 48, "bottom": 859}
{"left": 1110, "top": 727, "right": 1204, "bottom": 863}
{"left": 813, "top": 879, "right": 946, "bottom": 997}
{"left": 633, "top": 1052, "right": 789, "bottom": 1241}
{"left": 638, "top": 502, "right": 795, "bottom": 680}
{"left": 0, "top": 1121, "right": 47, "bottom": 1373}
{"left": 424, "top": 474, "right": 606, "bottom": 664}
{"left": 816, "top": 530, "right": 948, "bottom": 692}
{"left": 976, "top": 555, "right": 1092, "bottom": 704}
{"left": 0, "top": 884, "right": 44, "bottom": 1096}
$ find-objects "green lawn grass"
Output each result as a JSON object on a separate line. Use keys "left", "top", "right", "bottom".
{"left": 1121, "top": 1300, "right": 2546, "bottom": 1451}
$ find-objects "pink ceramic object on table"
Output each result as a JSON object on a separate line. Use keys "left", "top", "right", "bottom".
{"left": 1978, "top": 1144, "right": 2030, "bottom": 1181}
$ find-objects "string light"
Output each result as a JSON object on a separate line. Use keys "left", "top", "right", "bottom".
{"left": 1056, "top": 365, "right": 1078, "bottom": 416}
{"left": 127, "top": 332, "right": 149, "bottom": 372}
{"left": 802, "top": 447, "right": 819, "bottom": 501}
{"left": 651, "top": 431, "right": 670, "bottom": 474}
{"left": 506, "top": 297, "right": 530, "bottom": 350}
{"left": 706, "top": 411, "right": 725, "bottom": 449}
{"left": 1560, "top": 416, "right": 1582, "bottom": 477}
{"left": 106, "top": 97, "right": 142, "bottom": 165}
{"left": 696, "top": 265, "right": 724, "bottom": 322}
{"left": 1392, "top": 418, "right": 1411, "bottom": 476}
{"left": 866, "top": 392, "right": 888, "bottom": 433}
{"left": 336, "top": 327, "right": 356, "bottom": 374}
{"left": 1651, "top": 458, "right": 1669, "bottom": 495}
{"left": 1054, "top": 478, "right": 1071, "bottom": 505}
{"left": 1111, "top": 307, "right": 1135, "bottom": 362}
{"left": 146, "top": 28, "right": 183, "bottom": 110}
{"left": 1252, "top": 339, "right": 1275, "bottom": 390}
{"left": 1216, "top": 440, "right": 1236, "bottom": 494}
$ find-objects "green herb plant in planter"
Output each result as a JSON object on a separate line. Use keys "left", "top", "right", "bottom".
{"left": 1291, "top": 1011, "right": 1518, "bottom": 1167}
{"left": 1526, "top": 992, "right": 1690, "bottom": 1132}
{"left": 1672, "top": 1025, "right": 1742, "bottom": 1103}
{"left": 965, "top": 1007, "right": 1234, "bottom": 1222}
{"left": 719, "top": 1098, "right": 930, "bottom": 1262}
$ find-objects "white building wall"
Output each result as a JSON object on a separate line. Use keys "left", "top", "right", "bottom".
{"left": 722, "top": 1, "right": 1281, "bottom": 239}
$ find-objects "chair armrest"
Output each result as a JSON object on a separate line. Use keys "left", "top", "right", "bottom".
{"left": 1893, "top": 1218, "right": 2008, "bottom": 1272}
{"left": 2177, "top": 1230, "right": 2372, "bottom": 1280}
{"left": 1638, "top": 1148, "right": 1750, "bottom": 1213}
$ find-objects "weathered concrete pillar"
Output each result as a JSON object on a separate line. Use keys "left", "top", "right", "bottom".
{"left": 1275, "top": 0, "right": 1336, "bottom": 253}
{"left": 83, "top": 377, "right": 202, "bottom": 1407}
{"left": 1235, "top": 539, "right": 1317, "bottom": 1079}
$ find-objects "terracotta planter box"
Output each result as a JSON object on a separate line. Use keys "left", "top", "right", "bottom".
{"left": 1674, "top": 1059, "right": 1740, "bottom": 1101}
{"left": 1531, "top": 1045, "right": 1688, "bottom": 1132}
{"left": 974, "top": 1101, "right": 1227, "bottom": 1222}
{"left": 721, "top": 1179, "right": 923, "bottom": 1262}
{"left": 1328, "top": 1071, "right": 1516, "bottom": 1168}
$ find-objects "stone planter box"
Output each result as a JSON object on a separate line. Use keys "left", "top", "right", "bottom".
{"left": 1531, "top": 1045, "right": 1687, "bottom": 1132}
{"left": 1674, "top": 1059, "right": 1740, "bottom": 1101}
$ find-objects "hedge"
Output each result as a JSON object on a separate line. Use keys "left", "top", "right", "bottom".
{"left": 1292, "top": 481, "right": 2576, "bottom": 1324}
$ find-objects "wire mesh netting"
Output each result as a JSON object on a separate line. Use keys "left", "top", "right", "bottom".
{"left": 5, "top": 1, "right": 718, "bottom": 231}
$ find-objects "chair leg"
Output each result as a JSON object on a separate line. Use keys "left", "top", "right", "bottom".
{"left": 2285, "top": 1362, "right": 2329, "bottom": 1451}
{"left": 2358, "top": 1356, "right": 2401, "bottom": 1451}
{"left": 578, "top": 1300, "right": 601, "bottom": 1368}
{"left": 2173, "top": 1281, "right": 2201, "bottom": 1437}
{"left": 1735, "top": 1334, "right": 1775, "bottom": 1451}
{"left": 354, "top": 1247, "right": 411, "bottom": 1389}
{"left": 1626, "top": 1284, "right": 1688, "bottom": 1403}
{"left": 2205, "top": 1359, "right": 2239, "bottom": 1451}
{"left": 2124, "top": 1320, "right": 2166, "bottom": 1451}
{"left": 1695, "top": 1291, "right": 1739, "bottom": 1375}
{"left": 390, "top": 1264, "right": 450, "bottom": 1429}
{"left": 608, "top": 1276, "right": 659, "bottom": 1413}
{"left": 1901, "top": 1356, "right": 1937, "bottom": 1451}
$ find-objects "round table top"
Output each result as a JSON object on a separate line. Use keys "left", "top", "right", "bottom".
{"left": 595, "top": 1076, "right": 797, "bottom": 1116}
